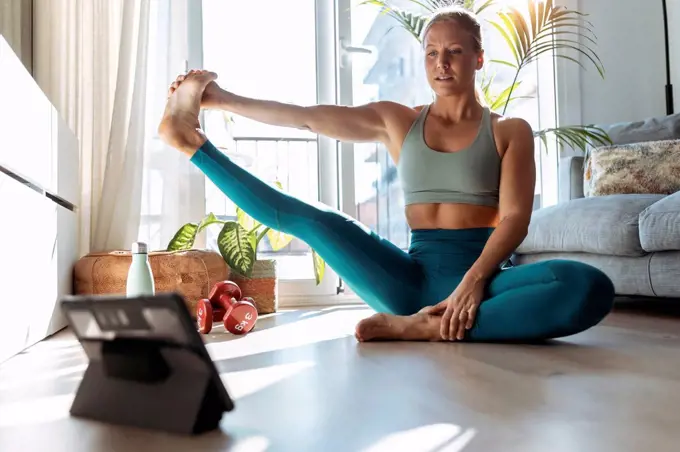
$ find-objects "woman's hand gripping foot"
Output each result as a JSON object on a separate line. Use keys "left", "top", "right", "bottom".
{"left": 158, "top": 69, "right": 217, "bottom": 157}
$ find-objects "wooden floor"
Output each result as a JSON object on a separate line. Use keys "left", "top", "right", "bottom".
{"left": 1, "top": 300, "right": 679, "bottom": 452}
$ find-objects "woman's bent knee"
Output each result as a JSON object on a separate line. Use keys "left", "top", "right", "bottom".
{"left": 545, "top": 259, "right": 616, "bottom": 331}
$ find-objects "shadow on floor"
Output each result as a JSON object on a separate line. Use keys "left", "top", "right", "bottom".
{"left": 613, "top": 296, "right": 680, "bottom": 317}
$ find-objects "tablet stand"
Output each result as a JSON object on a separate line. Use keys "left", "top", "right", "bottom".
{"left": 69, "top": 337, "right": 229, "bottom": 435}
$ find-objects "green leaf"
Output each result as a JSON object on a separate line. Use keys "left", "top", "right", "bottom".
{"left": 489, "top": 20, "right": 521, "bottom": 67}
{"left": 267, "top": 228, "right": 294, "bottom": 252}
{"left": 236, "top": 207, "right": 261, "bottom": 233}
{"left": 534, "top": 125, "right": 612, "bottom": 153}
{"left": 489, "top": 80, "right": 525, "bottom": 111}
{"left": 166, "top": 222, "right": 199, "bottom": 251}
{"left": 359, "top": 1, "right": 429, "bottom": 42}
{"left": 167, "top": 213, "right": 225, "bottom": 251}
{"left": 473, "top": 0, "right": 496, "bottom": 15}
{"left": 197, "top": 212, "right": 223, "bottom": 232}
{"left": 312, "top": 249, "right": 326, "bottom": 286}
{"left": 488, "top": 0, "right": 604, "bottom": 76}
{"left": 488, "top": 58, "right": 518, "bottom": 69}
{"left": 217, "top": 221, "right": 257, "bottom": 277}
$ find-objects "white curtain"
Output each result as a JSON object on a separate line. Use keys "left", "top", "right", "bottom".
{"left": 32, "top": 0, "right": 154, "bottom": 256}
{"left": 33, "top": 0, "right": 202, "bottom": 256}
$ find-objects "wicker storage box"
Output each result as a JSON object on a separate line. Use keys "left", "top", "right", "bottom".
{"left": 231, "top": 259, "right": 278, "bottom": 315}
{"left": 73, "top": 249, "right": 230, "bottom": 317}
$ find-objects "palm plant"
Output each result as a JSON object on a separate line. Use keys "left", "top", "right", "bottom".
{"left": 360, "top": 0, "right": 612, "bottom": 152}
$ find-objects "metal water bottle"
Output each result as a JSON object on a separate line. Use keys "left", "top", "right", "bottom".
{"left": 126, "top": 242, "right": 155, "bottom": 297}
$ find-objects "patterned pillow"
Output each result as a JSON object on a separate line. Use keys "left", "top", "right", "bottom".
{"left": 583, "top": 139, "right": 680, "bottom": 197}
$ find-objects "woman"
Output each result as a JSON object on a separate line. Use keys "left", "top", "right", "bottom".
{"left": 158, "top": 7, "right": 615, "bottom": 343}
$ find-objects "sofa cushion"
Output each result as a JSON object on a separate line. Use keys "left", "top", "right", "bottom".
{"left": 598, "top": 112, "right": 680, "bottom": 145}
{"left": 516, "top": 194, "right": 665, "bottom": 256}
{"left": 649, "top": 251, "right": 680, "bottom": 297}
{"left": 584, "top": 139, "right": 680, "bottom": 197}
{"left": 639, "top": 191, "right": 680, "bottom": 252}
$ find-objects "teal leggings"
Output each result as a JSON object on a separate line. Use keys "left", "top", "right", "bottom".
{"left": 191, "top": 140, "right": 615, "bottom": 341}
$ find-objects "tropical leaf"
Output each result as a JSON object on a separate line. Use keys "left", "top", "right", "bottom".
{"left": 312, "top": 249, "right": 326, "bottom": 286}
{"left": 534, "top": 125, "right": 612, "bottom": 153}
{"left": 472, "top": 0, "right": 495, "bottom": 15}
{"left": 407, "top": 0, "right": 495, "bottom": 15}
{"left": 488, "top": 58, "right": 518, "bottom": 69}
{"left": 197, "top": 212, "right": 223, "bottom": 232}
{"left": 359, "top": 1, "right": 429, "bottom": 42}
{"left": 479, "top": 70, "right": 496, "bottom": 106}
{"left": 488, "top": 81, "right": 531, "bottom": 111}
{"left": 360, "top": 0, "right": 497, "bottom": 43}
{"left": 236, "top": 207, "right": 260, "bottom": 233}
{"left": 167, "top": 213, "right": 225, "bottom": 251}
{"left": 488, "top": 0, "right": 604, "bottom": 76}
{"left": 486, "top": 0, "right": 604, "bottom": 114}
{"left": 266, "top": 228, "right": 294, "bottom": 252}
{"left": 217, "top": 221, "right": 257, "bottom": 277}
{"left": 166, "top": 222, "right": 199, "bottom": 251}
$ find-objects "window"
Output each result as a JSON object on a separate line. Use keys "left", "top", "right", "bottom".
{"left": 201, "top": 0, "right": 320, "bottom": 280}
{"left": 140, "top": 0, "right": 559, "bottom": 304}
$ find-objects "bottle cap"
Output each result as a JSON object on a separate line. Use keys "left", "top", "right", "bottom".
{"left": 131, "top": 242, "right": 148, "bottom": 254}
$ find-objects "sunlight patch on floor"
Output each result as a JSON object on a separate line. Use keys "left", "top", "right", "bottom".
{"left": 0, "top": 364, "right": 87, "bottom": 391}
{"left": 364, "top": 424, "right": 477, "bottom": 452}
{"left": 205, "top": 309, "right": 368, "bottom": 361}
{"left": 0, "top": 394, "right": 74, "bottom": 428}
{"left": 221, "top": 361, "right": 316, "bottom": 400}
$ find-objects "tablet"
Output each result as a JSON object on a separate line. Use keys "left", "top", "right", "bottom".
{"left": 60, "top": 292, "right": 234, "bottom": 434}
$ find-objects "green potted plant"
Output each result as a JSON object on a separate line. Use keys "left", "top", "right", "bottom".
{"left": 361, "top": 0, "right": 613, "bottom": 152}
{"left": 166, "top": 185, "right": 326, "bottom": 314}
{"left": 166, "top": 201, "right": 326, "bottom": 284}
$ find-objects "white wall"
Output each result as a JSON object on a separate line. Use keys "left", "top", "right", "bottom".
{"left": 557, "top": 0, "right": 678, "bottom": 127}
{"left": 669, "top": 0, "right": 680, "bottom": 114}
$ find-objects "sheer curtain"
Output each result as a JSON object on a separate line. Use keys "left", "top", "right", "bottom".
{"left": 33, "top": 0, "right": 152, "bottom": 256}
{"left": 32, "top": 0, "right": 198, "bottom": 256}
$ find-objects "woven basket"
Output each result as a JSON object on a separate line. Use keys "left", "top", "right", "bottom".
{"left": 231, "top": 259, "right": 278, "bottom": 314}
{"left": 73, "top": 249, "right": 230, "bottom": 318}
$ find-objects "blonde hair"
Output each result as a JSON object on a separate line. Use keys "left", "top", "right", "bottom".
{"left": 422, "top": 6, "right": 486, "bottom": 106}
{"left": 421, "top": 6, "right": 483, "bottom": 52}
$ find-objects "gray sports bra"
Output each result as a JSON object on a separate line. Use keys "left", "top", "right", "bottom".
{"left": 397, "top": 104, "right": 501, "bottom": 207}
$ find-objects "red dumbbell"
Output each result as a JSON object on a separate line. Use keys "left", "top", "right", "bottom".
{"left": 196, "top": 299, "right": 227, "bottom": 334}
{"left": 208, "top": 281, "right": 258, "bottom": 335}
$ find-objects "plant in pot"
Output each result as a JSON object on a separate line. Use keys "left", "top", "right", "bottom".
{"left": 361, "top": 0, "right": 613, "bottom": 153}
{"left": 166, "top": 194, "right": 326, "bottom": 314}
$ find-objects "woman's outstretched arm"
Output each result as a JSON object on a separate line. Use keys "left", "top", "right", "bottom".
{"left": 168, "top": 75, "right": 409, "bottom": 147}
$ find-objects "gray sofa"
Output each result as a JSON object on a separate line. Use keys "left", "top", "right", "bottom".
{"left": 512, "top": 113, "right": 680, "bottom": 299}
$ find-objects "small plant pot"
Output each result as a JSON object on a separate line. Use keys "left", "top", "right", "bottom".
{"left": 230, "top": 259, "right": 278, "bottom": 314}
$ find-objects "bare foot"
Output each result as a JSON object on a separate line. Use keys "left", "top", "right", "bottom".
{"left": 158, "top": 69, "right": 217, "bottom": 156}
{"left": 355, "top": 313, "right": 443, "bottom": 342}
{"left": 168, "top": 76, "right": 224, "bottom": 110}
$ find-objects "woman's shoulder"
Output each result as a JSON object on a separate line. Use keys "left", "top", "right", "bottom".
{"left": 489, "top": 110, "right": 531, "bottom": 130}
{"left": 487, "top": 110, "right": 534, "bottom": 157}
{"left": 374, "top": 101, "right": 427, "bottom": 115}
